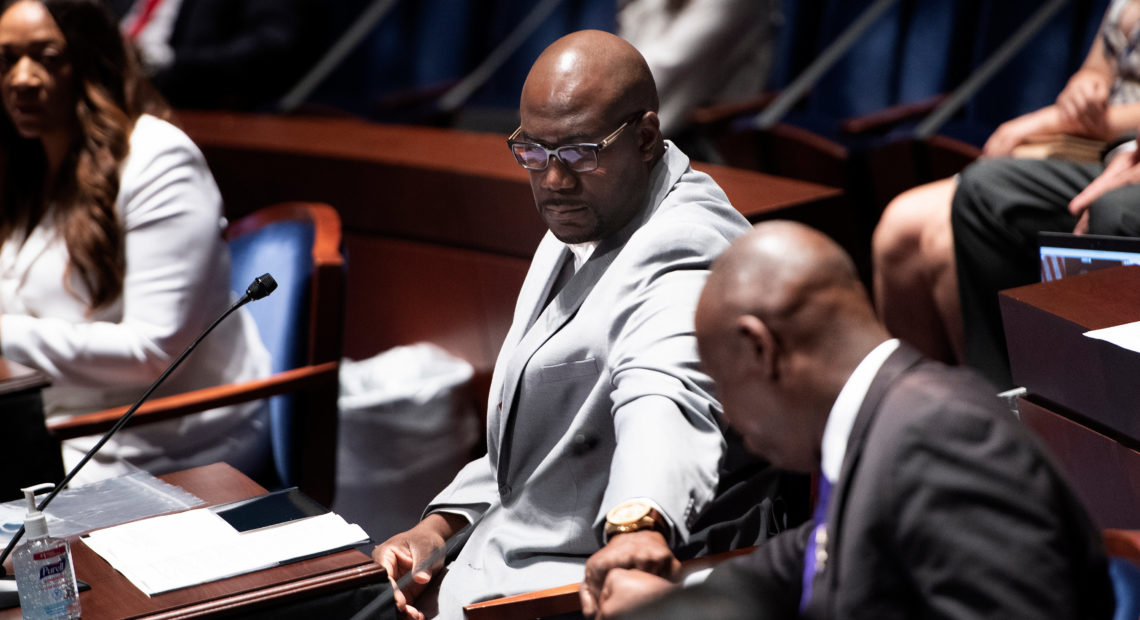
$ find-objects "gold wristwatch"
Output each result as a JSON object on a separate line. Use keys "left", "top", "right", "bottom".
{"left": 604, "top": 500, "right": 666, "bottom": 541}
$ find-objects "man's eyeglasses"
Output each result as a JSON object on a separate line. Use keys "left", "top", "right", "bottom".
{"left": 507, "top": 112, "right": 644, "bottom": 173}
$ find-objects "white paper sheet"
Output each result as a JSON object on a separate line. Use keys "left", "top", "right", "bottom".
{"left": 1083, "top": 320, "right": 1140, "bottom": 354}
{"left": 82, "top": 509, "right": 368, "bottom": 595}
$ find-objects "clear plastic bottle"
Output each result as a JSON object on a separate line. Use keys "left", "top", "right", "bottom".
{"left": 13, "top": 483, "right": 80, "bottom": 620}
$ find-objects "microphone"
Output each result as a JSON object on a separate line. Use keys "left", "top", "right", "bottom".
{"left": 0, "top": 274, "right": 278, "bottom": 580}
{"left": 245, "top": 273, "right": 277, "bottom": 301}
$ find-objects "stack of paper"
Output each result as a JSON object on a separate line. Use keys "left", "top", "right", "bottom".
{"left": 83, "top": 509, "right": 369, "bottom": 595}
{"left": 1085, "top": 320, "right": 1140, "bottom": 354}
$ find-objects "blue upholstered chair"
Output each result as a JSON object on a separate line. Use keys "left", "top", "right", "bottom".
{"left": 1106, "top": 529, "right": 1140, "bottom": 620}
{"left": 50, "top": 203, "right": 345, "bottom": 507}
{"left": 1110, "top": 558, "right": 1140, "bottom": 620}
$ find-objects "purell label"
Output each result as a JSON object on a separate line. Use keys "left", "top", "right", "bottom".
{"left": 31, "top": 546, "right": 66, "bottom": 561}
{"left": 38, "top": 556, "right": 66, "bottom": 580}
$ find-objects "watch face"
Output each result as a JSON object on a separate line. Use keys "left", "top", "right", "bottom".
{"left": 608, "top": 502, "right": 651, "bottom": 524}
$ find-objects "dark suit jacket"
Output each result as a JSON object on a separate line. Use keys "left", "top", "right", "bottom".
{"left": 624, "top": 344, "right": 1114, "bottom": 619}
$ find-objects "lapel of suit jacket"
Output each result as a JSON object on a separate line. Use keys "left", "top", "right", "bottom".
{"left": 820, "top": 344, "right": 923, "bottom": 606}
{"left": 484, "top": 238, "right": 564, "bottom": 469}
{"left": 494, "top": 237, "right": 624, "bottom": 485}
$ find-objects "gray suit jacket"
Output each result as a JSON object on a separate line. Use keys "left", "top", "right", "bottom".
{"left": 423, "top": 143, "right": 750, "bottom": 616}
{"left": 625, "top": 344, "right": 1114, "bottom": 619}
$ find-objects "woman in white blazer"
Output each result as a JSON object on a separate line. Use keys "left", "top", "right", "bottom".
{"left": 0, "top": 0, "right": 270, "bottom": 483}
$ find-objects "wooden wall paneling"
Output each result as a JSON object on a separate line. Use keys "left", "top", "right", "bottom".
{"left": 342, "top": 234, "right": 528, "bottom": 374}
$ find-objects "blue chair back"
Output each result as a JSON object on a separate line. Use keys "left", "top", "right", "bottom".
{"left": 1111, "top": 557, "right": 1140, "bottom": 620}
{"left": 228, "top": 216, "right": 317, "bottom": 488}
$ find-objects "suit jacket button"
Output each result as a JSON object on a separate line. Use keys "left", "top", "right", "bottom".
{"left": 499, "top": 483, "right": 512, "bottom": 499}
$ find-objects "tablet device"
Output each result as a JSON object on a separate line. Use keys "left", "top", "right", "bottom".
{"left": 1037, "top": 232, "right": 1140, "bottom": 282}
{"left": 212, "top": 487, "right": 328, "bottom": 533}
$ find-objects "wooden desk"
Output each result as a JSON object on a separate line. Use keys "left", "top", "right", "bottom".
{"left": 1000, "top": 266, "right": 1140, "bottom": 529}
{"left": 0, "top": 358, "right": 59, "bottom": 500}
{"left": 1, "top": 463, "right": 385, "bottom": 619}
{"left": 1000, "top": 265, "right": 1140, "bottom": 443}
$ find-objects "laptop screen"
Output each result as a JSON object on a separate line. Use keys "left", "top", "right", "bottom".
{"left": 1038, "top": 232, "right": 1140, "bottom": 282}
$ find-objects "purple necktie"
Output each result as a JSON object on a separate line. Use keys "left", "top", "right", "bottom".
{"left": 800, "top": 475, "right": 832, "bottom": 612}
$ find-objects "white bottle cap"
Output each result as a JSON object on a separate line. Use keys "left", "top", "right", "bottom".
{"left": 20, "top": 483, "right": 55, "bottom": 540}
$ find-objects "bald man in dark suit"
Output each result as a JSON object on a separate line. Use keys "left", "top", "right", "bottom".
{"left": 582, "top": 221, "right": 1114, "bottom": 619}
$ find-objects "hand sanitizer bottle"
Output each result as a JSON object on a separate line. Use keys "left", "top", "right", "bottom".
{"left": 13, "top": 483, "right": 80, "bottom": 620}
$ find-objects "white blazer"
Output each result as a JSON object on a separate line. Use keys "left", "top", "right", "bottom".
{"left": 0, "top": 115, "right": 271, "bottom": 483}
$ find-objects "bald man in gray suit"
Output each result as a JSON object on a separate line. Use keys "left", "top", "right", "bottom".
{"left": 370, "top": 30, "right": 769, "bottom": 619}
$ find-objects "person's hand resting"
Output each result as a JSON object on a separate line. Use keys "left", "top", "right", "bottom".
{"left": 580, "top": 529, "right": 680, "bottom": 618}
{"left": 594, "top": 568, "right": 678, "bottom": 619}
{"left": 371, "top": 512, "right": 466, "bottom": 620}
{"left": 1055, "top": 69, "right": 1111, "bottom": 137}
{"left": 982, "top": 110, "right": 1057, "bottom": 158}
{"left": 983, "top": 79, "right": 1112, "bottom": 159}
{"left": 1069, "top": 136, "right": 1140, "bottom": 234}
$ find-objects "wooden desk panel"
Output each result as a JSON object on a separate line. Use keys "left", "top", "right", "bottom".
{"left": 1018, "top": 397, "right": 1140, "bottom": 530}
{"left": 1, "top": 463, "right": 384, "bottom": 619}
{"left": 1000, "top": 265, "right": 1140, "bottom": 443}
{"left": 1001, "top": 267, "right": 1140, "bottom": 530}
{"left": 342, "top": 235, "right": 528, "bottom": 367}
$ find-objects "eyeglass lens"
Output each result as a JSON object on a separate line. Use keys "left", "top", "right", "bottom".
{"left": 512, "top": 144, "right": 597, "bottom": 171}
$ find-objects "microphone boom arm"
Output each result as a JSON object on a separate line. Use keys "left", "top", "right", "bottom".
{"left": 0, "top": 273, "right": 277, "bottom": 575}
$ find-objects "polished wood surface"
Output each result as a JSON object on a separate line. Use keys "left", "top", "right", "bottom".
{"left": 1001, "top": 264, "right": 1140, "bottom": 331}
{"left": 464, "top": 582, "right": 581, "bottom": 620}
{"left": 341, "top": 235, "right": 527, "bottom": 400}
{"left": 0, "top": 463, "right": 384, "bottom": 619}
{"left": 47, "top": 362, "right": 337, "bottom": 439}
{"left": 1001, "top": 266, "right": 1140, "bottom": 529}
{"left": 461, "top": 546, "right": 757, "bottom": 620}
{"left": 1001, "top": 265, "right": 1140, "bottom": 445}
{"left": 1018, "top": 397, "right": 1140, "bottom": 530}
{"left": 1105, "top": 529, "right": 1140, "bottom": 564}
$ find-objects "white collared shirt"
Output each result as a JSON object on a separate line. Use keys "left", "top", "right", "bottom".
{"left": 819, "top": 339, "right": 901, "bottom": 485}
{"left": 567, "top": 241, "right": 598, "bottom": 271}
